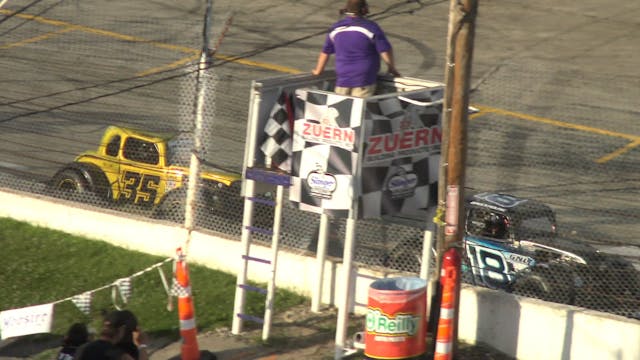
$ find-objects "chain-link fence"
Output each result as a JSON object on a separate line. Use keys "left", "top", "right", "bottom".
{"left": 1, "top": 0, "right": 638, "bottom": 321}
{"left": 461, "top": 60, "right": 640, "bottom": 319}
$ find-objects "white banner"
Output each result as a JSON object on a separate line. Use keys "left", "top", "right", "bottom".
{"left": 0, "top": 303, "right": 54, "bottom": 339}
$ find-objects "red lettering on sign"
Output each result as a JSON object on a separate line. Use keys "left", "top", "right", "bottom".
{"left": 345, "top": 130, "right": 354, "bottom": 143}
{"left": 400, "top": 131, "right": 413, "bottom": 149}
{"left": 301, "top": 121, "right": 355, "bottom": 145}
{"left": 331, "top": 128, "right": 340, "bottom": 141}
{"left": 366, "top": 126, "right": 441, "bottom": 155}
{"left": 415, "top": 128, "right": 429, "bottom": 147}
{"left": 321, "top": 126, "right": 329, "bottom": 139}
{"left": 432, "top": 126, "right": 442, "bottom": 144}
{"left": 369, "top": 136, "right": 383, "bottom": 154}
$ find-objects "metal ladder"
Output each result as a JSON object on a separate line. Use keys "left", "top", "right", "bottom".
{"left": 231, "top": 167, "right": 290, "bottom": 341}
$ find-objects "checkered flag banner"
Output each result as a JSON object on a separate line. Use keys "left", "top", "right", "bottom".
{"left": 289, "top": 89, "right": 364, "bottom": 218}
{"left": 260, "top": 90, "right": 294, "bottom": 172}
{"left": 112, "top": 278, "right": 132, "bottom": 309}
{"left": 71, "top": 291, "right": 93, "bottom": 315}
{"left": 170, "top": 278, "right": 191, "bottom": 298}
{"left": 360, "top": 88, "right": 443, "bottom": 218}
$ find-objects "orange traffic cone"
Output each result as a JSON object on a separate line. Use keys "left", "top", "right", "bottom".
{"left": 434, "top": 248, "right": 461, "bottom": 360}
{"left": 174, "top": 247, "right": 200, "bottom": 360}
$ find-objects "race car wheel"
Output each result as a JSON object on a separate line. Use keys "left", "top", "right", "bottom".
{"left": 512, "top": 268, "right": 576, "bottom": 305}
{"left": 52, "top": 169, "right": 89, "bottom": 193}
{"left": 512, "top": 274, "right": 553, "bottom": 300}
{"left": 153, "top": 190, "right": 186, "bottom": 224}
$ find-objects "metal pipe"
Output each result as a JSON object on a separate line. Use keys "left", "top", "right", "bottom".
{"left": 312, "top": 213, "right": 330, "bottom": 313}
{"left": 334, "top": 216, "right": 357, "bottom": 360}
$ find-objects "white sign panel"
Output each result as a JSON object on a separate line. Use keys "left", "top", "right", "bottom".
{"left": 289, "top": 90, "right": 363, "bottom": 218}
{"left": 0, "top": 303, "right": 54, "bottom": 339}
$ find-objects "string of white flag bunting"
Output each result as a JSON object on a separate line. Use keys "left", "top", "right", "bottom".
{"left": 0, "top": 257, "right": 173, "bottom": 340}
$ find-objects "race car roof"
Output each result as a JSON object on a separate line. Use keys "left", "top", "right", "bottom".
{"left": 464, "top": 192, "right": 554, "bottom": 216}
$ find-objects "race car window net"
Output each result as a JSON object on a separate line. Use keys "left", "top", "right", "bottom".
{"left": 466, "top": 208, "right": 510, "bottom": 241}
{"left": 105, "top": 135, "right": 121, "bottom": 157}
{"left": 123, "top": 137, "right": 159, "bottom": 165}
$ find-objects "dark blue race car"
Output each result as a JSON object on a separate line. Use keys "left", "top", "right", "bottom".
{"left": 389, "top": 192, "right": 640, "bottom": 319}
{"left": 462, "top": 192, "right": 639, "bottom": 319}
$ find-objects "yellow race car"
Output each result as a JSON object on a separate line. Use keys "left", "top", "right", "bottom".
{"left": 50, "top": 126, "right": 243, "bottom": 223}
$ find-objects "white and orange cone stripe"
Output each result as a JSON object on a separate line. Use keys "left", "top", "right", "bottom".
{"left": 434, "top": 283, "right": 455, "bottom": 359}
{"left": 175, "top": 247, "right": 200, "bottom": 360}
{"left": 434, "top": 248, "right": 460, "bottom": 360}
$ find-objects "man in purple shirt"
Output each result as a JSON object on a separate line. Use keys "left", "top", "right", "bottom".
{"left": 312, "top": 0, "right": 401, "bottom": 97}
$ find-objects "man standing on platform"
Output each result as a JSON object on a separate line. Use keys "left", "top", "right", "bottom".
{"left": 312, "top": 0, "right": 401, "bottom": 97}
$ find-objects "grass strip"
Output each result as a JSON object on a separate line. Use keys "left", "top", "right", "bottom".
{"left": 0, "top": 217, "right": 306, "bottom": 341}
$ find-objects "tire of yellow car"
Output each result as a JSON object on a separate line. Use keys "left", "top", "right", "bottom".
{"left": 52, "top": 169, "right": 89, "bottom": 193}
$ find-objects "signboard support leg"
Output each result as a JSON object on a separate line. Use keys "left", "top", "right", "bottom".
{"left": 312, "top": 213, "right": 330, "bottom": 313}
{"left": 334, "top": 216, "right": 357, "bottom": 360}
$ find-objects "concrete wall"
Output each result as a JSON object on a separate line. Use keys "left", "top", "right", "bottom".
{"left": 1, "top": 187, "right": 639, "bottom": 360}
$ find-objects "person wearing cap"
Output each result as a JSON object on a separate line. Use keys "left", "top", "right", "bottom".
{"left": 312, "top": 0, "right": 401, "bottom": 97}
{"left": 75, "top": 310, "right": 149, "bottom": 360}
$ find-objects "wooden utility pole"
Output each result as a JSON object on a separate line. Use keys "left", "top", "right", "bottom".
{"left": 433, "top": 0, "right": 478, "bottom": 358}
{"left": 433, "top": 0, "right": 459, "bottom": 291}
{"left": 429, "top": 0, "right": 456, "bottom": 348}
{"left": 446, "top": 0, "right": 478, "bottom": 245}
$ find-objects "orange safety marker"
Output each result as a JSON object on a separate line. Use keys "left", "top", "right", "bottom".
{"left": 434, "top": 248, "right": 461, "bottom": 360}
{"left": 174, "top": 247, "right": 201, "bottom": 360}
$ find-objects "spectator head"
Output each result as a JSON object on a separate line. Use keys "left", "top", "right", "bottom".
{"left": 342, "top": 0, "right": 369, "bottom": 16}
{"left": 118, "top": 310, "right": 139, "bottom": 344}
{"left": 63, "top": 322, "right": 89, "bottom": 347}
{"left": 102, "top": 310, "right": 134, "bottom": 343}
